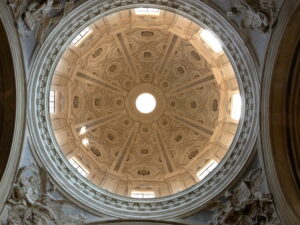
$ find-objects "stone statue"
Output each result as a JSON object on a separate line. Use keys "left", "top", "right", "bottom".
{"left": 227, "top": 0, "right": 278, "bottom": 32}
{"left": 209, "top": 168, "right": 280, "bottom": 225}
{"left": 2, "top": 164, "right": 86, "bottom": 225}
{"left": 4, "top": 165, "right": 56, "bottom": 225}
{"left": 7, "top": 0, "right": 75, "bottom": 43}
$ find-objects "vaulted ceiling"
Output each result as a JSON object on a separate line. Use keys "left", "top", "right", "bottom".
{"left": 50, "top": 9, "right": 239, "bottom": 197}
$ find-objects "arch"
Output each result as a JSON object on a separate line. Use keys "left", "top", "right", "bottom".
{"left": 261, "top": 1, "right": 300, "bottom": 225}
{"left": 0, "top": 1, "right": 26, "bottom": 212}
{"left": 0, "top": 17, "right": 16, "bottom": 182}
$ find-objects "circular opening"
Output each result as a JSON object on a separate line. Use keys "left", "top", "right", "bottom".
{"left": 135, "top": 93, "right": 156, "bottom": 114}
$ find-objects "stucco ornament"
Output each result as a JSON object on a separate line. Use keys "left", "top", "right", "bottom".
{"left": 2, "top": 164, "right": 86, "bottom": 225}
{"left": 210, "top": 169, "right": 280, "bottom": 225}
{"left": 6, "top": 0, "right": 75, "bottom": 42}
{"left": 227, "top": 0, "right": 278, "bottom": 32}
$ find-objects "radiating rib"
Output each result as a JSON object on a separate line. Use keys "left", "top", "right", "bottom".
{"left": 153, "top": 123, "right": 175, "bottom": 173}
{"left": 111, "top": 123, "right": 139, "bottom": 172}
{"left": 166, "top": 112, "right": 213, "bottom": 138}
{"left": 167, "top": 73, "right": 215, "bottom": 96}
{"left": 75, "top": 111, "right": 125, "bottom": 134}
{"left": 114, "top": 33, "right": 141, "bottom": 83}
{"left": 154, "top": 34, "right": 180, "bottom": 84}
{"left": 76, "top": 68, "right": 127, "bottom": 96}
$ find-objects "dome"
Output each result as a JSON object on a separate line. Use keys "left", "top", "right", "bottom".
{"left": 27, "top": 0, "right": 259, "bottom": 218}
{"left": 4, "top": 0, "right": 300, "bottom": 224}
{"left": 49, "top": 8, "right": 240, "bottom": 198}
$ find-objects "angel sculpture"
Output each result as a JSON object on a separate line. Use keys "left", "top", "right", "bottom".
{"left": 227, "top": 0, "right": 278, "bottom": 32}
{"left": 22, "top": 0, "right": 75, "bottom": 43}
{"left": 210, "top": 169, "right": 279, "bottom": 225}
{"left": 6, "top": 165, "right": 56, "bottom": 225}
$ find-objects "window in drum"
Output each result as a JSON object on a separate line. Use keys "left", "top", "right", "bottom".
{"left": 49, "top": 90, "right": 56, "bottom": 114}
{"left": 230, "top": 93, "right": 242, "bottom": 121}
{"left": 69, "top": 157, "right": 89, "bottom": 177}
{"left": 200, "top": 30, "right": 223, "bottom": 54}
{"left": 197, "top": 160, "right": 218, "bottom": 180}
{"left": 72, "top": 27, "right": 91, "bottom": 45}
{"left": 134, "top": 8, "right": 160, "bottom": 15}
{"left": 131, "top": 190, "right": 155, "bottom": 198}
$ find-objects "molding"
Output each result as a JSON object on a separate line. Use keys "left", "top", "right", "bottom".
{"left": 27, "top": 0, "right": 259, "bottom": 219}
{"left": 0, "top": 0, "right": 26, "bottom": 214}
{"left": 84, "top": 219, "right": 190, "bottom": 225}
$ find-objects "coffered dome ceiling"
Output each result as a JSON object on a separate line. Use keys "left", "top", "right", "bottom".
{"left": 50, "top": 8, "right": 240, "bottom": 197}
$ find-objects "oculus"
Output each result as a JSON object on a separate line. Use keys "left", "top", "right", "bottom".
{"left": 135, "top": 93, "right": 157, "bottom": 114}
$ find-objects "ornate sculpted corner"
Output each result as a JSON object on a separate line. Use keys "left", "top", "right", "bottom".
{"left": 1, "top": 163, "right": 87, "bottom": 225}
{"left": 227, "top": 0, "right": 279, "bottom": 32}
{"left": 6, "top": 0, "right": 76, "bottom": 43}
{"left": 209, "top": 168, "right": 280, "bottom": 225}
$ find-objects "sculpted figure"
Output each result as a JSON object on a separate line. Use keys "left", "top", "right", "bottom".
{"left": 3, "top": 164, "right": 87, "bottom": 225}
{"left": 6, "top": 0, "right": 26, "bottom": 20}
{"left": 227, "top": 0, "right": 278, "bottom": 32}
{"left": 7, "top": 0, "right": 75, "bottom": 42}
{"left": 210, "top": 169, "right": 280, "bottom": 225}
{"left": 5, "top": 166, "right": 55, "bottom": 225}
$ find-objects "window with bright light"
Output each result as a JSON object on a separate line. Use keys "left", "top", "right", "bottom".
{"left": 197, "top": 160, "right": 218, "bottom": 180}
{"left": 200, "top": 30, "right": 223, "bottom": 54}
{"left": 230, "top": 93, "right": 242, "bottom": 120}
{"left": 49, "top": 90, "right": 56, "bottom": 114}
{"left": 82, "top": 138, "right": 89, "bottom": 146}
{"left": 72, "top": 27, "right": 91, "bottom": 45}
{"left": 131, "top": 191, "right": 155, "bottom": 198}
{"left": 69, "top": 157, "right": 89, "bottom": 177}
{"left": 134, "top": 8, "right": 160, "bottom": 15}
{"left": 80, "top": 126, "right": 87, "bottom": 135}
